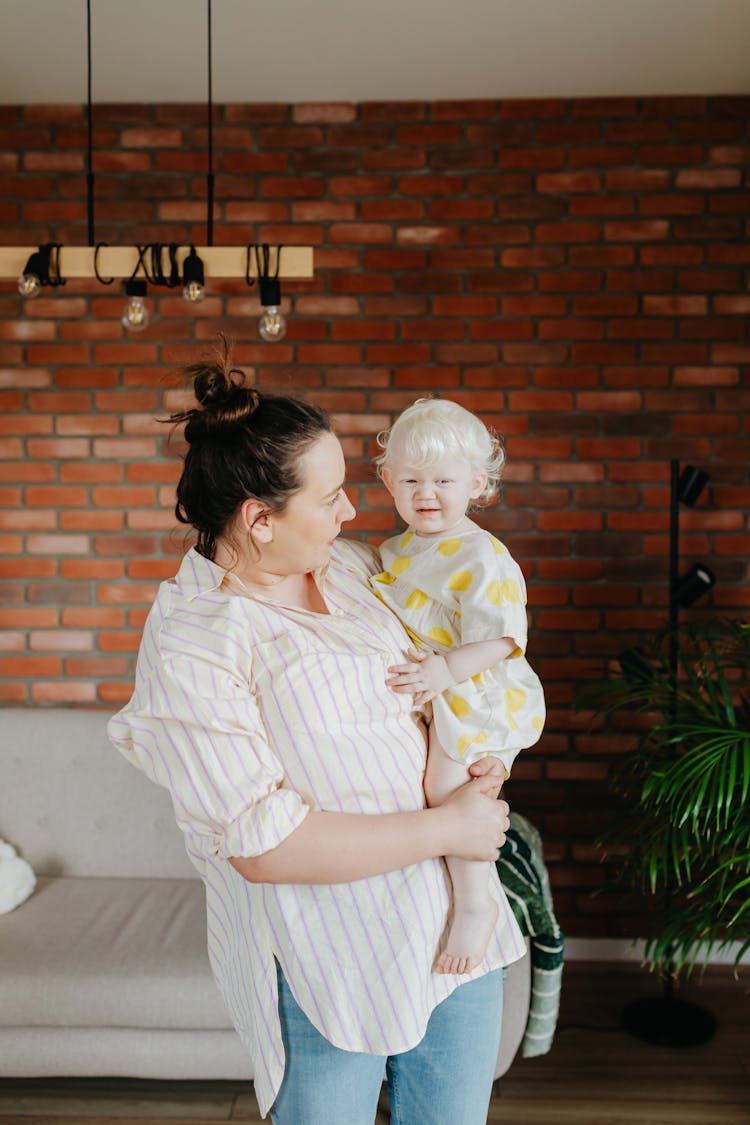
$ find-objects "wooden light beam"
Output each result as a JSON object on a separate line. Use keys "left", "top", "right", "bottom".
{"left": 0, "top": 245, "right": 313, "bottom": 281}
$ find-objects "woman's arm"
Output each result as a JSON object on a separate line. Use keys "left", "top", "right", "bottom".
{"left": 229, "top": 774, "right": 509, "bottom": 885}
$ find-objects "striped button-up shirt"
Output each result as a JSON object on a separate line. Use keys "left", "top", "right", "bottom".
{"left": 108, "top": 541, "right": 526, "bottom": 1117}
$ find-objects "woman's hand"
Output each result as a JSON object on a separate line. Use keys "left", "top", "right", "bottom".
{"left": 386, "top": 647, "right": 453, "bottom": 705}
{"left": 439, "top": 775, "right": 511, "bottom": 862}
{"left": 468, "top": 755, "right": 508, "bottom": 800}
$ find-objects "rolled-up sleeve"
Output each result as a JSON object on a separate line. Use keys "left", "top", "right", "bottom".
{"left": 109, "top": 645, "right": 309, "bottom": 860}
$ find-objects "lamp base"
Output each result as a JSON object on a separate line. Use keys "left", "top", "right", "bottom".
{"left": 621, "top": 996, "right": 717, "bottom": 1047}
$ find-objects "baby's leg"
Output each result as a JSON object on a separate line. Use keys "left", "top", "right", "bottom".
{"left": 423, "top": 727, "right": 498, "bottom": 975}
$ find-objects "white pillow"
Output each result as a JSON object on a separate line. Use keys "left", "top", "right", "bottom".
{"left": 0, "top": 838, "right": 36, "bottom": 913}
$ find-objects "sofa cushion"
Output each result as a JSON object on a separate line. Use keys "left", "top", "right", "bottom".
{"left": 0, "top": 876, "right": 230, "bottom": 1030}
{"left": 1, "top": 709, "right": 195, "bottom": 879}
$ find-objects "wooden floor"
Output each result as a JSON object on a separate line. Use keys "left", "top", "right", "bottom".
{"left": 0, "top": 962, "right": 747, "bottom": 1124}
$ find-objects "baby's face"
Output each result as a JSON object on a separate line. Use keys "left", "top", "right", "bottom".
{"left": 382, "top": 452, "right": 487, "bottom": 537}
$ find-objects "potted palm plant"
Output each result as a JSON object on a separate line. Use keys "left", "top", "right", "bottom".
{"left": 577, "top": 617, "right": 750, "bottom": 1044}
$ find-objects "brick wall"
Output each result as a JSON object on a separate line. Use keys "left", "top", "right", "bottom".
{"left": 1, "top": 95, "right": 749, "bottom": 936}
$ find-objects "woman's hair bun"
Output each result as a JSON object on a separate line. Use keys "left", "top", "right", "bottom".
{"left": 193, "top": 364, "right": 260, "bottom": 414}
{"left": 171, "top": 337, "right": 261, "bottom": 441}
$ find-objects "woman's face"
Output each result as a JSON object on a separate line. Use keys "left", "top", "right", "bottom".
{"left": 267, "top": 431, "right": 356, "bottom": 573}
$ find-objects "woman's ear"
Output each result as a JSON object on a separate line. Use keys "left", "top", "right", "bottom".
{"left": 238, "top": 497, "right": 274, "bottom": 544}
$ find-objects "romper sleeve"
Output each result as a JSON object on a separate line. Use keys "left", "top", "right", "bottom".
{"left": 456, "top": 535, "right": 530, "bottom": 652}
{"left": 333, "top": 536, "right": 382, "bottom": 579}
{"left": 108, "top": 632, "right": 309, "bottom": 862}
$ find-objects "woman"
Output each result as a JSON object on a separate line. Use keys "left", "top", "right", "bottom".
{"left": 108, "top": 346, "right": 527, "bottom": 1124}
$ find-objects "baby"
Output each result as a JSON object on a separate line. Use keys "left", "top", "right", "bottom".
{"left": 372, "top": 397, "right": 545, "bottom": 974}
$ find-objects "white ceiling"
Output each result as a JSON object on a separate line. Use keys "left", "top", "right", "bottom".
{"left": 1, "top": 0, "right": 749, "bottom": 106}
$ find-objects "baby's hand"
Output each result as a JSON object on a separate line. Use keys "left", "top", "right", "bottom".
{"left": 386, "top": 647, "right": 454, "bottom": 705}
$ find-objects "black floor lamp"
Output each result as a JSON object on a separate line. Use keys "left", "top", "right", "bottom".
{"left": 620, "top": 459, "right": 718, "bottom": 1048}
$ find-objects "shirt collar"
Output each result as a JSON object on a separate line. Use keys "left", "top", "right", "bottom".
{"left": 173, "top": 546, "right": 331, "bottom": 603}
{"left": 174, "top": 548, "right": 228, "bottom": 602}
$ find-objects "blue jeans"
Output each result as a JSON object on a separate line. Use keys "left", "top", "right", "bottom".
{"left": 270, "top": 965, "right": 504, "bottom": 1125}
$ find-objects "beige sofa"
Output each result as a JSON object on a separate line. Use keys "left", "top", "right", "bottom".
{"left": 0, "top": 708, "right": 530, "bottom": 1081}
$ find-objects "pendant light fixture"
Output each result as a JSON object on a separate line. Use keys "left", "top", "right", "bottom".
{"left": 254, "top": 244, "right": 287, "bottom": 342}
{"left": 0, "top": 0, "right": 313, "bottom": 323}
{"left": 182, "top": 247, "right": 206, "bottom": 304}
{"left": 17, "top": 243, "right": 66, "bottom": 299}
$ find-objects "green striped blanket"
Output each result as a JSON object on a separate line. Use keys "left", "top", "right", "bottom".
{"left": 496, "top": 811, "right": 564, "bottom": 1058}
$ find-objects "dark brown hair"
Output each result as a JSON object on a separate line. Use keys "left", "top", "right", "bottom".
{"left": 169, "top": 338, "right": 331, "bottom": 560}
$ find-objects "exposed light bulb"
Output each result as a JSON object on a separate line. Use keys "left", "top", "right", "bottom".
{"left": 183, "top": 279, "right": 205, "bottom": 303}
{"left": 17, "top": 272, "right": 42, "bottom": 298}
{"left": 122, "top": 296, "right": 150, "bottom": 332}
{"left": 122, "top": 279, "right": 150, "bottom": 333}
{"left": 17, "top": 246, "right": 53, "bottom": 299}
{"left": 181, "top": 246, "right": 206, "bottom": 304}
{"left": 258, "top": 305, "right": 287, "bottom": 342}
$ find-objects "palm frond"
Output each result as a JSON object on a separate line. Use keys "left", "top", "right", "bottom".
{"left": 575, "top": 617, "right": 750, "bottom": 977}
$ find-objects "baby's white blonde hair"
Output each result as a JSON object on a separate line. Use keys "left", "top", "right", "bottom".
{"left": 375, "top": 397, "right": 505, "bottom": 506}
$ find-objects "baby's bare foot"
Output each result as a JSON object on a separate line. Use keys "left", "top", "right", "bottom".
{"left": 435, "top": 900, "right": 498, "bottom": 975}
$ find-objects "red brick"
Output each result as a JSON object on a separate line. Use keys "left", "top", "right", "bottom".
{"left": 396, "top": 125, "right": 462, "bottom": 146}
{"left": 433, "top": 297, "right": 497, "bottom": 316}
{"left": 330, "top": 175, "right": 393, "bottom": 196}
{"left": 639, "top": 193, "right": 705, "bottom": 216}
{"left": 469, "top": 320, "right": 533, "bottom": 341}
{"left": 363, "top": 249, "right": 428, "bottom": 270}
{"left": 537, "top": 271, "right": 602, "bottom": 292}
{"left": 30, "top": 629, "right": 93, "bottom": 651}
{"left": 329, "top": 223, "right": 393, "bottom": 245}
{"left": 32, "top": 681, "right": 97, "bottom": 703}
{"left": 296, "top": 345, "right": 363, "bottom": 364}
{"left": 293, "top": 201, "right": 357, "bottom": 221}
{"left": 676, "top": 168, "right": 741, "bottom": 189}
{"left": 641, "top": 144, "right": 705, "bottom": 166}
{"left": 120, "top": 127, "right": 183, "bottom": 147}
{"left": 331, "top": 320, "right": 396, "bottom": 341}
{"left": 367, "top": 344, "right": 432, "bottom": 364}
{"left": 26, "top": 438, "right": 91, "bottom": 459}
{"left": 570, "top": 196, "right": 635, "bottom": 217}
{"left": 639, "top": 246, "right": 704, "bottom": 265}
{"left": 398, "top": 175, "right": 463, "bottom": 196}
{"left": 397, "top": 226, "right": 461, "bottom": 246}
{"left": 0, "top": 462, "right": 55, "bottom": 483}
{"left": 643, "top": 295, "right": 707, "bottom": 315}
{"left": 569, "top": 246, "right": 634, "bottom": 266}
{"left": 23, "top": 152, "right": 84, "bottom": 172}
{"left": 260, "top": 177, "right": 325, "bottom": 199}
{"left": 93, "top": 438, "right": 159, "bottom": 458}
{"left": 25, "top": 486, "right": 87, "bottom": 507}
{"left": 0, "top": 655, "right": 62, "bottom": 675}
{"left": 605, "top": 220, "right": 669, "bottom": 241}
{"left": 569, "top": 146, "right": 633, "bottom": 168}
{"left": 605, "top": 170, "right": 670, "bottom": 191}
{"left": 433, "top": 249, "right": 495, "bottom": 269}
{"left": 541, "top": 318, "right": 606, "bottom": 340}
{"left": 537, "top": 172, "right": 601, "bottom": 193}
{"left": 358, "top": 152, "right": 424, "bottom": 175}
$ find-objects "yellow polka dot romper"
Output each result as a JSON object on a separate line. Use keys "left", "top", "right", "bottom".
{"left": 371, "top": 527, "right": 545, "bottom": 774}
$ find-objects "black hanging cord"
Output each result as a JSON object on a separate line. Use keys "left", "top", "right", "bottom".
{"left": 255, "top": 243, "right": 283, "bottom": 306}
{"left": 206, "top": 0, "right": 214, "bottom": 247}
{"left": 85, "top": 0, "right": 95, "bottom": 247}
{"left": 94, "top": 242, "right": 114, "bottom": 284}
{"left": 244, "top": 244, "right": 256, "bottom": 287}
{"left": 47, "top": 243, "right": 66, "bottom": 288}
{"left": 127, "top": 245, "right": 151, "bottom": 283}
{"left": 254, "top": 243, "right": 282, "bottom": 281}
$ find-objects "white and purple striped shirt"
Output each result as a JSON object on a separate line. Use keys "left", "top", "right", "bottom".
{"left": 108, "top": 540, "right": 526, "bottom": 1117}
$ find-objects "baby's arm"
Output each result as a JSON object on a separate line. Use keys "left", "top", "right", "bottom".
{"left": 387, "top": 637, "right": 517, "bottom": 706}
